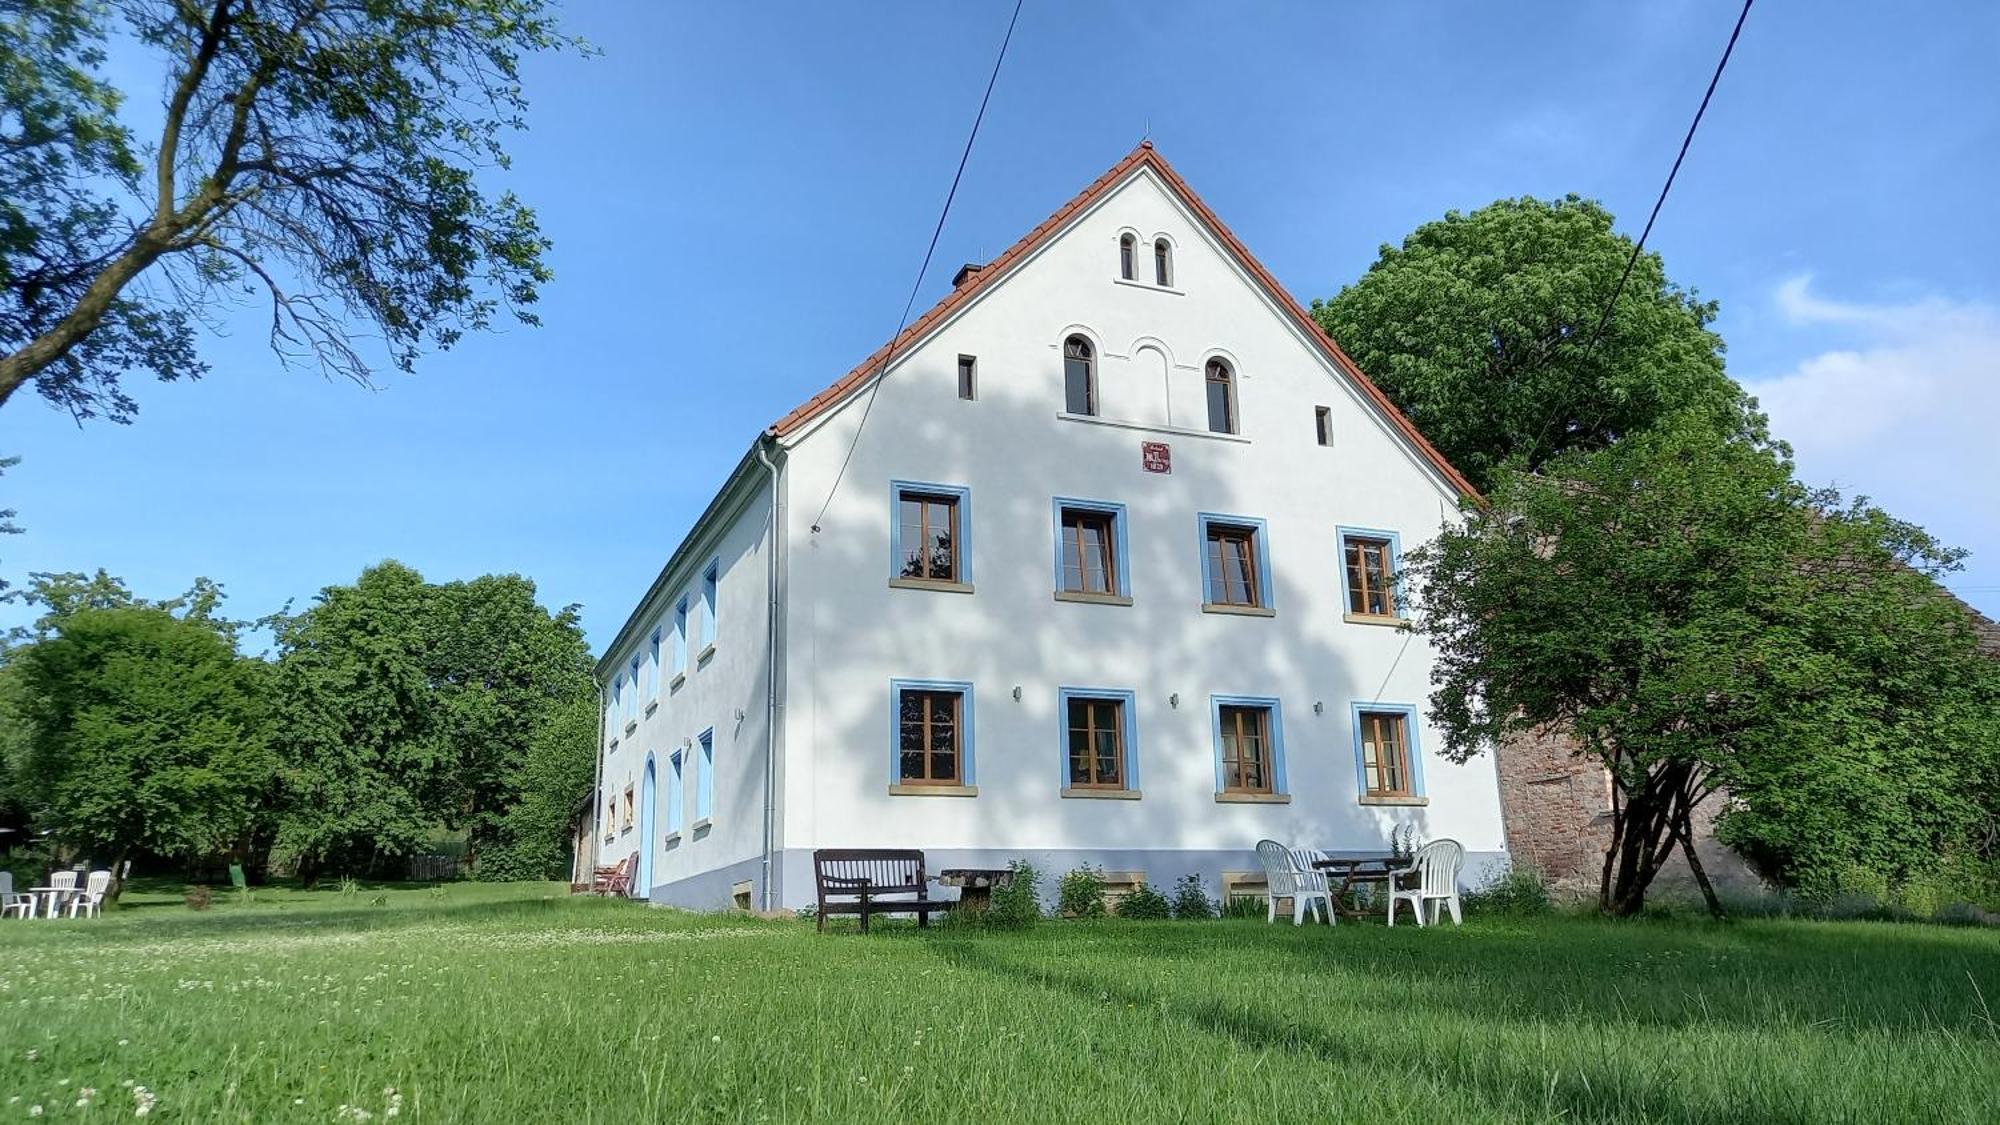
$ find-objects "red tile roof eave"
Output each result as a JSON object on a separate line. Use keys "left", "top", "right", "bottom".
{"left": 767, "top": 143, "right": 1485, "bottom": 506}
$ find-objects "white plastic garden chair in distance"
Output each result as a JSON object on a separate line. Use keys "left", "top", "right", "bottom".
{"left": 1254, "top": 839, "right": 1334, "bottom": 926}
{"left": 1387, "top": 838, "right": 1465, "bottom": 926}
{"left": 67, "top": 870, "right": 112, "bottom": 918}
{"left": 0, "top": 872, "right": 35, "bottom": 919}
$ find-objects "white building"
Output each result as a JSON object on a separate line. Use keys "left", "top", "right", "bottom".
{"left": 583, "top": 144, "right": 1507, "bottom": 911}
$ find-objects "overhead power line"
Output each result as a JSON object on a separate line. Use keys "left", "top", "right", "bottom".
{"left": 809, "top": 0, "right": 1026, "bottom": 534}
{"left": 1581, "top": 0, "right": 1755, "bottom": 359}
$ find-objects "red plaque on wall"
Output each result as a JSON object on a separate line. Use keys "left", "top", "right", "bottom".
{"left": 1141, "top": 441, "right": 1172, "bottom": 474}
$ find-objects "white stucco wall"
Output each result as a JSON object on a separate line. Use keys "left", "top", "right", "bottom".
{"left": 595, "top": 475, "right": 775, "bottom": 907}
{"left": 768, "top": 167, "right": 1508, "bottom": 907}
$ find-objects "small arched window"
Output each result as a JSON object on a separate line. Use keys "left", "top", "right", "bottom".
{"left": 1118, "top": 234, "right": 1136, "bottom": 281}
{"left": 1154, "top": 239, "right": 1172, "bottom": 287}
{"left": 1064, "top": 336, "right": 1096, "bottom": 417}
{"left": 1205, "top": 358, "right": 1236, "bottom": 434}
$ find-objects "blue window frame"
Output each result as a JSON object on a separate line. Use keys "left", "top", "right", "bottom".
{"left": 1052, "top": 498, "right": 1130, "bottom": 598}
{"left": 1198, "top": 512, "right": 1273, "bottom": 610}
{"left": 700, "top": 561, "right": 719, "bottom": 647}
{"left": 1350, "top": 702, "right": 1425, "bottom": 799}
{"left": 671, "top": 596, "right": 689, "bottom": 676}
{"left": 890, "top": 480, "right": 973, "bottom": 585}
{"left": 666, "top": 749, "right": 685, "bottom": 834}
{"left": 645, "top": 628, "right": 661, "bottom": 699}
{"left": 1337, "top": 526, "right": 1405, "bottom": 619}
{"left": 611, "top": 674, "right": 626, "bottom": 724}
{"left": 1056, "top": 687, "right": 1139, "bottom": 792}
{"left": 888, "top": 678, "right": 975, "bottom": 787}
{"left": 1209, "top": 694, "right": 1288, "bottom": 795}
{"left": 627, "top": 654, "right": 642, "bottom": 717}
{"left": 696, "top": 728, "right": 714, "bottom": 820}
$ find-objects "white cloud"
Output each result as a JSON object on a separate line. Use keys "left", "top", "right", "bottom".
{"left": 1742, "top": 276, "right": 2000, "bottom": 612}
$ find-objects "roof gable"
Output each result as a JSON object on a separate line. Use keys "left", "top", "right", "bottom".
{"left": 768, "top": 142, "right": 1481, "bottom": 502}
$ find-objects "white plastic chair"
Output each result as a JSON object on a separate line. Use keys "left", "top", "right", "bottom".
{"left": 1387, "top": 838, "right": 1465, "bottom": 926}
{"left": 67, "top": 870, "right": 112, "bottom": 918}
{"left": 0, "top": 872, "right": 35, "bottom": 920}
{"left": 1254, "top": 839, "right": 1334, "bottom": 926}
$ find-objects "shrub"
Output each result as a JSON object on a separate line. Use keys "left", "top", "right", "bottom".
{"left": 1170, "top": 874, "right": 1215, "bottom": 920}
{"left": 1115, "top": 881, "right": 1172, "bottom": 920}
{"left": 184, "top": 885, "right": 213, "bottom": 911}
{"left": 1058, "top": 863, "right": 1107, "bottom": 919}
{"left": 984, "top": 860, "right": 1042, "bottom": 930}
{"left": 1463, "top": 863, "right": 1553, "bottom": 916}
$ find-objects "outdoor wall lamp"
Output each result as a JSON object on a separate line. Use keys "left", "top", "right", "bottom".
{"left": 1169, "top": 693, "right": 1180, "bottom": 709}
{"left": 1012, "top": 685, "right": 1022, "bottom": 702}
{"left": 1314, "top": 701, "right": 1324, "bottom": 715}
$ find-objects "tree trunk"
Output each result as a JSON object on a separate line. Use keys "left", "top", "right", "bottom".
{"left": 1675, "top": 816, "right": 1727, "bottom": 919}
{"left": 1599, "top": 760, "right": 1701, "bottom": 916}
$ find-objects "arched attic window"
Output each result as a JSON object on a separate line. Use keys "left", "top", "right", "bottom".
{"left": 1205, "top": 358, "right": 1236, "bottom": 434}
{"left": 1118, "top": 234, "right": 1136, "bottom": 281}
{"left": 1064, "top": 336, "right": 1097, "bottom": 417}
{"left": 1154, "top": 239, "right": 1173, "bottom": 286}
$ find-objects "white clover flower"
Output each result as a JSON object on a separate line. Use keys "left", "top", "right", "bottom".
{"left": 28, "top": 1105, "right": 42, "bottom": 1117}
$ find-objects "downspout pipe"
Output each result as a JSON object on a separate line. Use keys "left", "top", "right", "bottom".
{"left": 754, "top": 438, "right": 783, "bottom": 912}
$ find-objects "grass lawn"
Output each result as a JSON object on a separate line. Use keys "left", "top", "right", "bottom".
{"left": 1, "top": 883, "right": 1996, "bottom": 1122}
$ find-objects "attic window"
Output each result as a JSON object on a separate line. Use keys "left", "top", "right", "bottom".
{"left": 1315, "top": 406, "right": 1333, "bottom": 447}
{"left": 957, "top": 355, "right": 977, "bottom": 401}
{"left": 1118, "top": 234, "right": 1136, "bottom": 281}
{"left": 1063, "top": 336, "right": 1096, "bottom": 417}
{"left": 1154, "top": 239, "right": 1172, "bottom": 287}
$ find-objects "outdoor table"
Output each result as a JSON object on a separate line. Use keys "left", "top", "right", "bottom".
{"left": 1311, "top": 854, "right": 1406, "bottom": 918}
{"left": 28, "top": 887, "right": 74, "bottom": 920}
{"left": 936, "top": 867, "right": 1013, "bottom": 911}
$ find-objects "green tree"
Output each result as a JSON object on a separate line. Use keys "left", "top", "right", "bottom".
{"left": 1311, "top": 196, "right": 1755, "bottom": 492}
{"left": 479, "top": 693, "right": 598, "bottom": 881}
{"left": 1407, "top": 420, "right": 1993, "bottom": 915}
{"left": 270, "top": 561, "right": 442, "bottom": 882}
{"left": 11, "top": 606, "right": 274, "bottom": 897}
{"left": 427, "top": 573, "right": 593, "bottom": 876}
{"left": 271, "top": 562, "right": 594, "bottom": 881}
{"left": 0, "top": 0, "right": 580, "bottom": 422}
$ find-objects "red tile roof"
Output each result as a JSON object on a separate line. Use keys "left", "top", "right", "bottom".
{"left": 768, "top": 142, "right": 1482, "bottom": 502}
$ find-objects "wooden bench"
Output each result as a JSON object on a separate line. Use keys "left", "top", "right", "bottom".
{"left": 812, "top": 849, "right": 955, "bottom": 933}
{"left": 570, "top": 853, "right": 634, "bottom": 897}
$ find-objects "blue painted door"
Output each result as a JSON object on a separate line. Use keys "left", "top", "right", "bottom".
{"left": 636, "top": 755, "right": 656, "bottom": 896}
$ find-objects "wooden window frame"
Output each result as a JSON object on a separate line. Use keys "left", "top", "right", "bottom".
{"left": 621, "top": 784, "right": 635, "bottom": 832}
{"left": 1059, "top": 507, "right": 1119, "bottom": 596}
{"left": 1205, "top": 358, "right": 1236, "bottom": 435}
{"left": 896, "top": 490, "right": 962, "bottom": 583}
{"left": 957, "top": 354, "right": 977, "bottom": 400}
{"left": 1341, "top": 530, "right": 1399, "bottom": 619}
{"left": 1357, "top": 710, "right": 1413, "bottom": 798}
{"left": 1218, "top": 704, "right": 1274, "bottom": 794}
{"left": 897, "top": 687, "right": 965, "bottom": 786}
{"left": 1065, "top": 695, "right": 1128, "bottom": 789}
{"left": 1203, "top": 519, "right": 1265, "bottom": 609}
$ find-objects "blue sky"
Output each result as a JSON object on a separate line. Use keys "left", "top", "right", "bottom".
{"left": 3, "top": 1, "right": 1996, "bottom": 652}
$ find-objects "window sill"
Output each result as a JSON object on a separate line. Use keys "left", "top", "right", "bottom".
{"left": 1060, "top": 787, "right": 1141, "bottom": 800}
{"left": 1359, "top": 795, "right": 1428, "bottom": 806}
{"left": 1215, "top": 791, "right": 1291, "bottom": 804}
{"left": 620, "top": 825, "right": 633, "bottom": 835}
{"left": 1054, "top": 591, "right": 1132, "bottom": 607}
{"left": 690, "top": 817, "right": 712, "bottom": 831}
{"left": 644, "top": 699, "right": 658, "bottom": 717}
{"left": 1056, "top": 411, "right": 1251, "bottom": 444}
{"left": 1202, "top": 603, "right": 1275, "bottom": 618}
{"left": 888, "top": 578, "right": 975, "bottom": 595}
{"left": 623, "top": 719, "right": 638, "bottom": 736}
{"left": 607, "top": 739, "right": 619, "bottom": 753}
{"left": 664, "top": 831, "right": 682, "bottom": 846}
{"left": 1113, "top": 276, "right": 1185, "bottom": 297}
{"left": 1343, "top": 613, "right": 1410, "bottom": 628}
{"left": 887, "top": 784, "right": 978, "bottom": 797}
{"left": 669, "top": 671, "right": 687, "bottom": 693}
{"left": 696, "top": 642, "right": 717, "bottom": 666}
